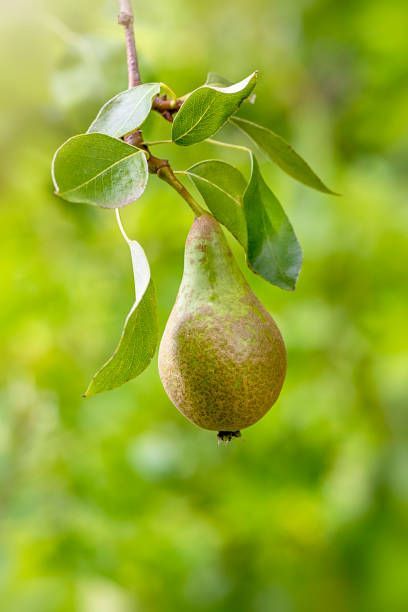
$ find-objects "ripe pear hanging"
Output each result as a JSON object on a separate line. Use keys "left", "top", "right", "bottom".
{"left": 158, "top": 215, "right": 286, "bottom": 440}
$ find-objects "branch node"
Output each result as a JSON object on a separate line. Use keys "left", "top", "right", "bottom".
{"left": 118, "top": 11, "right": 133, "bottom": 26}
{"left": 149, "top": 157, "right": 170, "bottom": 175}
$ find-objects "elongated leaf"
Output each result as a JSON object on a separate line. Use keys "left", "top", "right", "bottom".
{"left": 186, "top": 160, "right": 247, "bottom": 247}
{"left": 84, "top": 240, "right": 158, "bottom": 396}
{"left": 87, "top": 83, "right": 160, "bottom": 138}
{"left": 172, "top": 72, "right": 257, "bottom": 146}
{"left": 231, "top": 117, "right": 335, "bottom": 194}
{"left": 244, "top": 155, "right": 302, "bottom": 290}
{"left": 52, "top": 133, "right": 148, "bottom": 208}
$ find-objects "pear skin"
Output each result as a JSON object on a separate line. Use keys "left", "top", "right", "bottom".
{"left": 159, "top": 215, "right": 286, "bottom": 435}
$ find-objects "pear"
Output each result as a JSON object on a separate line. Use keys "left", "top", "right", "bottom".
{"left": 158, "top": 214, "right": 286, "bottom": 439}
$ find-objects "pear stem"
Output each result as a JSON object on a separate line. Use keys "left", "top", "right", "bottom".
{"left": 157, "top": 166, "right": 206, "bottom": 217}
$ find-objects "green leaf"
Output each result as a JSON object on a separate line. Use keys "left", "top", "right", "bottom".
{"left": 231, "top": 117, "right": 336, "bottom": 194}
{"left": 172, "top": 71, "right": 257, "bottom": 146}
{"left": 185, "top": 157, "right": 301, "bottom": 290}
{"left": 205, "top": 72, "right": 233, "bottom": 87}
{"left": 87, "top": 83, "right": 160, "bottom": 138}
{"left": 52, "top": 133, "right": 148, "bottom": 208}
{"left": 84, "top": 240, "right": 158, "bottom": 396}
{"left": 244, "top": 155, "right": 302, "bottom": 290}
{"left": 186, "top": 160, "right": 247, "bottom": 247}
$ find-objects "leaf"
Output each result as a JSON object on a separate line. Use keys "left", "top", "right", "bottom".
{"left": 186, "top": 158, "right": 301, "bottom": 290}
{"left": 84, "top": 240, "right": 158, "bottom": 396}
{"left": 87, "top": 83, "right": 160, "bottom": 138}
{"left": 244, "top": 155, "right": 302, "bottom": 290}
{"left": 231, "top": 117, "right": 336, "bottom": 194}
{"left": 186, "top": 160, "right": 247, "bottom": 247}
{"left": 205, "top": 72, "right": 233, "bottom": 87}
{"left": 172, "top": 71, "right": 258, "bottom": 146}
{"left": 52, "top": 133, "right": 148, "bottom": 208}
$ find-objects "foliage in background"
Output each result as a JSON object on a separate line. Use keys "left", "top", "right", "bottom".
{"left": 0, "top": 0, "right": 407, "bottom": 611}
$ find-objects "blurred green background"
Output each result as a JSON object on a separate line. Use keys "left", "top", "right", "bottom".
{"left": 1, "top": 0, "right": 407, "bottom": 610}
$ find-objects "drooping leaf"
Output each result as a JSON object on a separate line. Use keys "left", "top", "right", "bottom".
{"left": 172, "top": 71, "right": 258, "bottom": 146}
{"left": 87, "top": 83, "right": 160, "bottom": 138}
{"left": 244, "top": 155, "right": 302, "bottom": 290}
{"left": 84, "top": 240, "right": 158, "bottom": 396}
{"left": 231, "top": 117, "right": 336, "bottom": 194}
{"left": 52, "top": 133, "right": 148, "bottom": 208}
{"left": 186, "top": 160, "right": 247, "bottom": 247}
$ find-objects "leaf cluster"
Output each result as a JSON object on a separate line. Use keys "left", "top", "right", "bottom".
{"left": 51, "top": 72, "right": 335, "bottom": 394}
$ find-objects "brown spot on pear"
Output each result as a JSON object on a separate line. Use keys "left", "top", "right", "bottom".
{"left": 158, "top": 214, "right": 286, "bottom": 437}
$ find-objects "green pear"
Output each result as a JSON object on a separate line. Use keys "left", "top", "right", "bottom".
{"left": 158, "top": 214, "right": 286, "bottom": 439}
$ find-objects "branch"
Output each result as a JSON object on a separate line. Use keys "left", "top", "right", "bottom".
{"left": 117, "top": 0, "right": 204, "bottom": 216}
{"left": 152, "top": 96, "right": 184, "bottom": 122}
{"left": 118, "top": 0, "right": 141, "bottom": 87}
{"left": 118, "top": 0, "right": 184, "bottom": 121}
{"left": 157, "top": 166, "right": 205, "bottom": 217}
